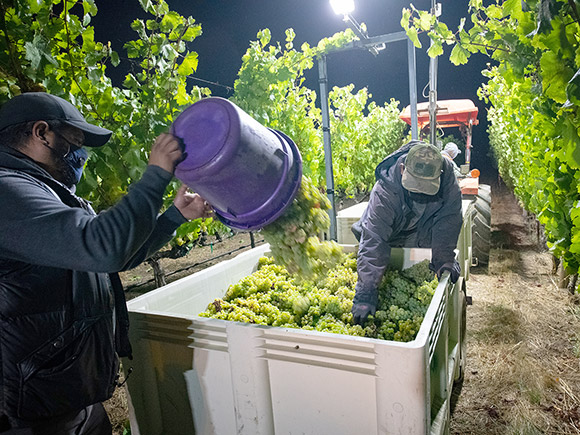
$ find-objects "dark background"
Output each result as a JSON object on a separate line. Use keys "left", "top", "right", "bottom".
{"left": 93, "top": 0, "right": 496, "bottom": 181}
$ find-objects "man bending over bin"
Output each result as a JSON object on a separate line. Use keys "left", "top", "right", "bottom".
{"left": 351, "top": 141, "right": 463, "bottom": 325}
{"left": 0, "top": 92, "right": 213, "bottom": 434}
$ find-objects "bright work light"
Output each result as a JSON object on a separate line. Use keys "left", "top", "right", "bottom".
{"left": 330, "top": 0, "right": 354, "bottom": 15}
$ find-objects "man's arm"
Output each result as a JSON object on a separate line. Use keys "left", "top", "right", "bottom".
{"left": 352, "top": 180, "right": 398, "bottom": 323}
{"left": 120, "top": 184, "right": 213, "bottom": 270}
{"left": 0, "top": 165, "right": 173, "bottom": 272}
{"left": 430, "top": 163, "right": 463, "bottom": 274}
{"left": 118, "top": 204, "right": 187, "bottom": 270}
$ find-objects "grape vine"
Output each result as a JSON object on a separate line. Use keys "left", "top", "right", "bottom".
{"left": 402, "top": 0, "right": 580, "bottom": 283}
{"left": 232, "top": 28, "right": 407, "bottom": 196}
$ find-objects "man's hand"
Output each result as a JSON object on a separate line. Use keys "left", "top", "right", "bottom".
{"left": 432, "top": 260, "right": 461, "bottom": 283}
{"left": 352, "top": 302, "right": 376, "bottom": 325}
{"left": 173, "top": 184, "right": 214, "bottom": 221}
{"left": 148, "top": 133, "right": 183, "bottom": 174}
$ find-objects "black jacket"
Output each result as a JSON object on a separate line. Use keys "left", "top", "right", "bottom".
{"left": 352, "top": 141, "right": 463, "bottom": 306}
{"left": 0, "top": 147, "right": 185, "bottom": 427}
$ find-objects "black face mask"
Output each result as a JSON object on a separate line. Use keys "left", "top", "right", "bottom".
{"left": 44, "top": 131, "right": 88, "bottom": 187}
{"left": 61, "top": 146, "right": 89, "bottom": 187}
{"left": 406, "top": 190, "right": 438, "bottom": 204}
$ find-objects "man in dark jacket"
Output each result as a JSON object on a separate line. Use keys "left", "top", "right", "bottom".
{"left": 0, "top": 93, "right": 212, "bottom": 434}
{"left": 351, "top": 140, "right": 463, "bottom": 325}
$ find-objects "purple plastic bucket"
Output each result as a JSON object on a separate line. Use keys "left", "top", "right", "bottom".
{"left": 172, "top": 97, "right": 302, "bottom": 231}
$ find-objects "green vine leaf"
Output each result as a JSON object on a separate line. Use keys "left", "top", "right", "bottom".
{"left": 407, "top": 26, "right": 421, "bottom": 48}
{"left": 502, "top": 0, "right": 523, "bottom": 19}
{"left": 427, "top": 40, "right": 443, "bottom": 57}
{"left": 177, "top": 51, "right": 198, "bottom": 76}
{"left": 540, "top": 51, "right": 573, "bottom": 103}
{"left": 449, "top": 43, "right": 470, "bottom": 65}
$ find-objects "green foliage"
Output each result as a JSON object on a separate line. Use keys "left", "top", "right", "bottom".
{"left": 232, "top": 28, "right": 407, "bottom": 195}
{"left": 402, "top": 0, "right": 580, "bottom": 275}
{"left": 329, "top": 85, "right": 406, "bottom": 193}
{"left": 232, "top": 28, "right": 323, "bottom": 182}
{"left": 0, "top": 0, "right": 212, "bottom": 248}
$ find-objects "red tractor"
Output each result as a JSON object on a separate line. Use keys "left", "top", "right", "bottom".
{"left": 400, "top": 99, "right": 492, "bottom": 269}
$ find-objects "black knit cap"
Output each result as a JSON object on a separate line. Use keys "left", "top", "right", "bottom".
{"left": 0, "top": 92, "right": 112, "bottom": 147}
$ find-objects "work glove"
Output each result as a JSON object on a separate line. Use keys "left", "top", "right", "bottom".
{"left": 352, "top": 302, "right": 376, "bottom": 325}
{"left": 430, "top": 260, "right": 461, "bottom": 283}
{"left": 351, "top": 220, "right": 363, "bottom": 242}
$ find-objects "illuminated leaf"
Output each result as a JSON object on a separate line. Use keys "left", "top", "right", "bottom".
{"left": 427, "top": 40, "right": 443, "bottom": 57}
{"left": 177, "top": 52, "right": 198, "bottom": 76}
{"left": 406, "top": 27, "right": 421, "bottom": 48}
{"left": 160, "top": 11, "right": 181, "bottom": 33}
{"left": 449, "top": 44, "right": 469, "bottom": 65}
{"left": 540, "top": 51, "right": 573, "bottom": 103}
{"left": 417, "top": 11, "right": 434, "bottom": 31}
{"left": 502, "top": 0, "right": 523, "bottom": 19}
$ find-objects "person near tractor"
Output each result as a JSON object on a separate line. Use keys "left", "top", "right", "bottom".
{"left": 441, "top": 141, "right": 462, "bottom": 177}
{"left": 0, "top": 92, "right": 213, "bottom": 434}
{"left": 350, "top": 140, "right": 463, "bottom": 325}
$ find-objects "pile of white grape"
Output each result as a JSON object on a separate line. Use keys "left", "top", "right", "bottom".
{"left": 199, "top": 255, "right": 438, "bottom": 342}
{"left": 260, "top": 176, "right": 343, "bottom": 279}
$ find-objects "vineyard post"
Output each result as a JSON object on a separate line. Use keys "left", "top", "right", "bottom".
{"left": 427, "top": 1, "right": 441, "bottom": 147}
{"left": 407, "top": 37, "right": 419, "bottom": 140}
{"left": 317, "top": 54, "right": 338, "bottom": 241}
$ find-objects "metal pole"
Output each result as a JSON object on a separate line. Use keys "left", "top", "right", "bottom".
{"left": 428, "top": 55, "right": 438, "bottom": 146}
{"left": 407, "top": 37, "right": 418, "bottom": 140}
{"left": 428, "top": 2, "right": 439, "bottom": 147}
{"left": 318, "top": 55, "right": 337, "bottom": 241}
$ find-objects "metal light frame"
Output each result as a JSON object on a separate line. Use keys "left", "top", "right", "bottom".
{"left": 320, "top": 4, "right": 427, "bottom": 240}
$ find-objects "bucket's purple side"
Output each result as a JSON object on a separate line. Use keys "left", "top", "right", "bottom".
{"left": 172, "top": 98, "right": 239, "bottom": 179}
{"left": 216, "top": 129, "right": 302, "bottom": 230}
{"left": 172, "top": 97, "right": 303, "bottom": 230}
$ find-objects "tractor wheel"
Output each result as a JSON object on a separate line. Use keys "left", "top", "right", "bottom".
{"left": 472, "top": 183, "right": 492, "bottom": 269}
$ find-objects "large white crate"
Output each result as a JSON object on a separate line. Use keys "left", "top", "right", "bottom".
{"left": 336, "top": 201, "right": 369, "bottom": 246}
{"left": 123, "top": 235, "right": 470, "bottom": 435}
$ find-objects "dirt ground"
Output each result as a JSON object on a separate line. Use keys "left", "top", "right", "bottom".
{"left": 105, "top": 182, "right": 580, "bottom": 434}
{"left": 450, "top": 182, "right": 580, "bottom": 434}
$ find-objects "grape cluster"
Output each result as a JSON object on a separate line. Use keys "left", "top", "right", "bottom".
{"left": 199, "top": 256, "right": 438, "bottom": 343}
{"left": 260, "top": 176, "right": 344, "bottom": 279}
{"left": 364, "top": 265, "right": 437, "bottom": 341}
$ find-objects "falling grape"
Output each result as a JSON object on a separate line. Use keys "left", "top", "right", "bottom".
{"left": 260, "top": 176, "right": 344, "bottom": 280}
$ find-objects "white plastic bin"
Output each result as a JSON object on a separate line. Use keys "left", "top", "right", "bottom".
{"left": 336, "top": 201, "right": 369, "bottom": 247}
{"left": 124, "top": 201, "right": 473, "bottom": 435}
{"left": 124, "top": 258, "right": 467, "bottom": 434}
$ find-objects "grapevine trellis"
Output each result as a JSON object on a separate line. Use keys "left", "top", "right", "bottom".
{"left": 403, "top": 0, "right": 580, "bottom": 291}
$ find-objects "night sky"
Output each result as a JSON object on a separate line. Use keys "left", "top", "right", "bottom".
{"left": 94, "top": 0, "right": 496, "bottom": 181}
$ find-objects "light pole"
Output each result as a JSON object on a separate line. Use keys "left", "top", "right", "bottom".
{"left": 428, "top": 1, "right": 442, "bottom": 147}
{"left": 320, "top": 0, "right": 419, "bottom": 241}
